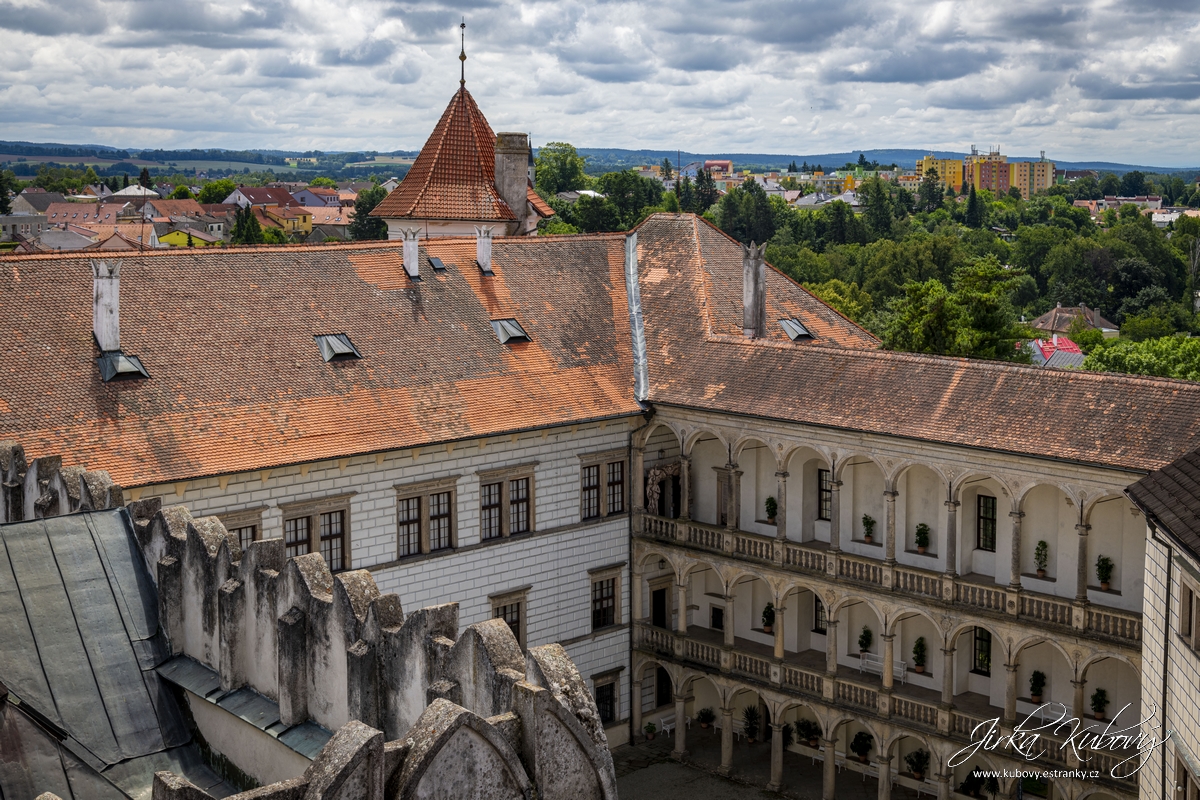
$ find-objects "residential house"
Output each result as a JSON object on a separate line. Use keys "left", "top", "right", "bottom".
{"left": 43, "top": 202, "right": 132, "bottom": 227}
{"left": 82, "top": 183, "right": 114, "bottom": 199}
{"left": 1102, "top": 195, "right": 1163, "bottom": 211}
{"left": 10, "top": 190, "right": 66, "bottom": 215}
{"left": 1031, "top": 302, "right": 1119, "bottom": 338}
{"left": 0, "top": 213, "right": 48, "bottom": 241}
{"left": 142, "top": 198, "right": 206, "bottom": 221}
{"left": 292, "top": 187, "right": 341, "bottom": 207}
{"left": 264, "top": 205, "right": 313, "bottom": 236}
{"left": 112, "top": 184, "right": 161, "bottom": 199}
{"left": 224, "top": 186, "right": 300, "bottom": 208}
{"left": 1026, "top": 334, "right": 1085, "bottom": 368}
{"left": 160, "top": 228, "right": 222, "bottom": 247}
{"left": 1010, "top": 157, "right": 1056, "bottom": 199}
{"left": 302, "top": 206, "right": 354, "bottom": 238}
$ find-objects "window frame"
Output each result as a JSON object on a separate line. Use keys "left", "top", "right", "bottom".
{"left": 578, "top": 449, "right": 628, "bottom": 522}
{"left": 976, "top": 494, "right": 998, "bottom": 552}
{"left": 1181, "top": 578, "right": 1199, "bottom": 650}
{"left": 278, "top": 493, "right": 355, "bottom": 573}
{"left": 588, "top": 562, "right": 624, "bottom": 632}
{"left": 394, "top": 476, "right": 460, "bottom": 557}
{"left": 972, "top": 627, "right": 992, "bottom": 676}
{"left": 477, "top": 464, "right": 537, "bottom": 540}
{"left": 817, "top": 468, "right": 832, "bottom": 521}
{"left": 594, "top": 680, "right": 617, "bottom": 726}
{"left": 813, "top": 596, "right": 828, "bottom": 635}
{"left": 218, "top": 506, "right": 266, "bottom": 557}
{"left": 489, "top": 586, "right": 530, "bottom": 649}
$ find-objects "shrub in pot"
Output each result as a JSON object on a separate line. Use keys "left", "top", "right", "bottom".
{"left": 765, "top": 495, "right": 778, "bottom": 524}
{"left": 912, "top": 636, "right": 927, "bottom": 673}
{"left": 1029, "top": 670, "right": 1046, "bottom": 703}
{"left": 762, "top": 602, "right": 775, "bottom": 634}
{"left": 780, "top": 722, "right": 794, "bottom": 749}
{"left": 1096, "top": 554, "right": 1114, "bottom": 591}
{"left": 960, "top": 770, "right": 985, "bottom": 797}
{"left": 742, "top": 705, "right": 761, "bottom": 743}
{"left": 915, "top": 523, "right": 930, "bottom": 554}
{"left": 1034, "top": 540, "right": 1049, "bottom": 578}
{"left": 795, "top": 718, "right": 821, "bottom": 747}
{"left": 850, "top": 731, "right": 873, "bottom": 763}
{"left": 862, "top": 514, "right": 876, "bottom": 543}
{"left": 1091, "top": 687, "right": 1109, "bottom": 720}
{"left": 984, "top": 776, "right": 1000, "bottom": 799}
{"left": 858, "top": 625, "right": 873, "bottom": 654}
{"left": 905, "top": 748, "right": 930, "bottom": 781}
{"left": 644, "top": 721, "right": 657, "bottom": 741}
{"left": 696, "top": 707, "right": 715, "bottom": 729}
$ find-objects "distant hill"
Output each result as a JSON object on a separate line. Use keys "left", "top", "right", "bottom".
{"left": 569, "top": 147, "right": 1200, "bottom": 176}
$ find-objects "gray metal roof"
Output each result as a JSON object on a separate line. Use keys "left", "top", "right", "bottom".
{"left": 0, "top": 509, "right": 235, "bottom": 799}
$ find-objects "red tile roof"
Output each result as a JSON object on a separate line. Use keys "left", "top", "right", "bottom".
{"left": 370, "top": 87, "right": 516, "bottom": 223}
{"left": 1032, "top": 336, "right": 1082, "bottom": 361}
{"left": 236, "top": 187, "right": 299, "bottom": 207}
{"left": 44, "top": 203, "right": 129, "bottom": 224}
{"left": 527, "top": 185, "right": 555, "bottom": 218}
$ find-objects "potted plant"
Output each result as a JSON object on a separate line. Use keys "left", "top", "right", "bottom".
{"left": 862, "top": 514, "right": 876, "bottom": 544}
{"left": 643, "top": 721, "right": 657, "bottom": 741}
{"left": 1030, "top": 670, "right": 1046, "bottom": 703}
{"left": 1096, "top": 554, "right": 1114, "bottom": 591}
{"left": 960, "top": 770, "right": 985, "bottom": 797}
{"left": 1091, "top": 687, "right": 1109, "bottom": 721}
{"left": 915, "top": 523, "right": 930, "bottom": 554}
{"left": 850, "top": 731, "right": 873, "bottom": 763}
{"left": 905, "top": 748, "right": 930, "bottom": 781}
{"left": 1034, "top": 540, "right": 1049, "bottom": 578}
{"left": 742, "top": 705, "right": 761, "bottom": 743}
{"left": 762, "top": 602, "right": 775, "bottom": 634}
{"left": 912, "top": 636, "right": 927, "bottom": 673}
{"left": 765, "top": 495, "right": 778, "bottom": 524}
{"left": 697, "top": 707, "right": 715, "bottom": 729}
{"left": 984, "top": 775, "right": 1000, "bottom": 799}
{"left": 859, "top": 625, "right": 873, "bottom": 655}
{"left": 780, "top": 721, "right": 794, "bottom": 750}
{"left": 795, "top": 718, "right": 821, "bottom": 747}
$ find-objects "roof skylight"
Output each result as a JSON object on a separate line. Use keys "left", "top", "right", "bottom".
{"left": 490, "top": 319, "right": 529, "bottom": 344}
{"left": 314, "top": 333, "right": 363, "bottom": 362}
{"left": 779, "top": 318, "right": 814, "bottom": 341}
{"left": 429, "top": 257, "right": 446, "bottom": 272}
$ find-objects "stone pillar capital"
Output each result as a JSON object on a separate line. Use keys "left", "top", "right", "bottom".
{"left": 775, "top": 470, "right": 789, "bottom": 478}
{"left": 945, "top": 499, "right": 961, "bottom": 509}
{"left": 883, "top": 490, "right": 898, "bottom": 500}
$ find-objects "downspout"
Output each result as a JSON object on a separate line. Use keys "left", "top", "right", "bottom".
{"left": 629, "top": 408, "right": 656, "bottom": 748}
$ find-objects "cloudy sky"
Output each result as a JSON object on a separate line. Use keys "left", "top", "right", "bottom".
{"left": 2, "top": 0, "right": 1198, "bottom": 165}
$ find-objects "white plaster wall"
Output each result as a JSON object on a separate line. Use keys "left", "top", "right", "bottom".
{"left": 897, "top": 466, "right": 943, "bottom": 569}
{"left": 690, "top": 438, "right": 725, "bottom": 527}
{"left": 1014, "top": 641, "right": 1073, "bottom": 716}
{"left": 186, "top": 690, "right": 313, "bottom": 786}
{"left": 894, "top": 614, "right": 939, "bottom": 693}
{"left": 1086, "top": 497, "right": 1145, "bottom": 611}
{"left": 844, "top": 461, "right": 885, "bottom": 555}
{"left": 1021, "top": 484, "right": 1076, "bottom": 599}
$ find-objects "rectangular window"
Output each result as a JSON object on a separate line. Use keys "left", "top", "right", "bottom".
{"left": 818, "top": 469, "right": 832, "bottom": 521}
{"left": 581, "top": 465, "right": 601, "bottom": 520}
{"left": 717, "top": 471, "right": 730, "bottom": 527}
{"left": 398, "top": 497, "right": 421, "bottom": 557}
{"left": 606, "top": 461, "right": 625, "bottom": 515}
{"left": 495, "top": 602, "right": 521, "bottom": 646}
{"left": 319, "top": 510, "right": 345, "bottom": 572}
{"left": 977, "top": 495, "right": 997, "bottom": 552}
{"left": 592, "top": 577, "right": 616, "bottom": 630}
{"left": 595, "top": 682, "right": 616, "bottom": 725}
{"left": 284, "top": 517, "right": 310, "bottom": 559}
{"left": 232, "top": 525, "right": 257, "bottom": 552}
{"left": 429, "top": 491, "right": 452, "bottom": 551}
{"left": 509, "top": 477, "right": 530, "bottom": 534}
{"left": 711, "top": 605, "right": 724, "bottom": 631}
{"left": 481, "top": 482, "right": 502, "bottom": 540}
{"left": 973, "top": 627, "right": 992, "bottom": 675}
{"left": 813, "top": 597, "right": 828, "bottom": 634}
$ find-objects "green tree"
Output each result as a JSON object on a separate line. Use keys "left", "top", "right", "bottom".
{"left": 675, "top": 175, "right": 696, "bottom": 213}
{"left": 917, "top": 167, "right": 942, "bottom": 213}
{"left": 574, "top": 194, "right": 622, "bottom": 232}
{"left": 0, "top": 170, "right": 16, "bottom": 215}
{"left": 861, "top": 177, "right": 893, "bottom": 239}
{"left": 660, "top": 158, "right": 674, "bottom": 183}
{"left": 197, "top": 178, "right": 237, "bottom": 204}
{"left": 535, "top": 142, "right": 588, "bottom": 196}
{"left": 349, "top": 184, "right": 388, "bottom": 240}
{"left": 597, "top": 170, "right": 662, "bottom": 228}
{"left": 186, "top": 231, "right": 195, "bottom": 248}
{"left": 1119, "top": 170, "right": 1147, "bottom": 197}
{"left": 262, "top": 227, "right": 288, "bottom": 244}
{"left": 138, "top": 167, "right": 152, "bottom": 188}
{"left": 803, "top": 279, "right": 873, "bottom": 322}
{"left": 310, "top": 176, "right": 338, "bottom": 188}
{"left": 694, "top": 168, "right": 719, "bottom": 212}
{"left": 230, "top": 205, "right": 264, "bottom": 244}
{"left": 715, "top": 179, "right": 775, "bottom": 245}
{"left": 1083, "top": 336, "right": 1200, "bottom": 380}
{"left": 122, "top": 173, "right": 130, "bottom": 189}
{"left": 169, "top": 184, "right": 194, "bottom": 200}
{"left": 965, "top": 185, "right": 985, "bottom": 228}
{"left": 1099, "top": 173, "right": 1120, "bottom": 196}
{"left": 83, "top": 166, "right": 101, "bottom": 186}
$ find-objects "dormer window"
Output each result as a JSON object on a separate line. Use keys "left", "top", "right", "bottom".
{"left": 490, "top": 319, "right": 529, "bottom": 344}
{"left": 314, "top": 333, "right": 362, "bottom": 362}
{"left": 779, "top": 318, "right": 814, "bottom": 341}
{"left": 97, "top": 351, "right": 149, "bottom": 382}
{"left": 429, "top": 257, "right": 446, "bottom": 272}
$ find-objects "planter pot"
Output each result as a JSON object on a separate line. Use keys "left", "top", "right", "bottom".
{"left": 913, "top": 772, "right": 925, "bottom": 782}
{"left": 864, "top": 535, "right": 873, "bottom": 544}
{"left": 860, "top": 650, "right": 868, "bottom": 657}
{"left": 857, "top": 755, "right": 869, "bottom": 764}
{"left": 1031, "top": 694, "right": 1043, "bottom": 703}
{"left": 1094, "top": 712, "right": 1105, "bottom": 721}
{"left": 767, "top": 516, "right": 776, "bottom": 525}
{"left": 700, "top": 722, "right": 710, "bottom": 729}
{"left": 914, "top": 665, "right": 925, "bottom": 674}
{"left": 1101, "top": 581, "right": 1110, "bottom": 591}
{"left": 917, "top": 546, "right": 926, "bottom": 554}
{"left": 1036, "top": 568, "right": 1046, "bottom": 578}
{"left": 645, "top": 732, "right": 655, "bottom": 741}
{"left": 747, "top": 737, "right": 757, "bottom": 744}
{"left": 763, "top": 625, "right": 773, "bottom": 634}
{"left": 807, "top": 738, "right": 819, "bottom": 748}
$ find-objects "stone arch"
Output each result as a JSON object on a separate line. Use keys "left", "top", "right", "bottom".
{"left": 889, "top": 459, "right": 951, "bottom": 494}
{"left": 952, "top": 471, "right": 1016, "bottom": 506}
{"left": 682, "top": 426, "right": 728, "bottom": 456}
{"left": 1011, "top": 635, "right": 1075, "bottom": 668}
{"left": 730, "top": 434, "right": 773, "bottom": 466}
{"left": 632, "top": 655, "right": 687, "bottom": 695}
{"left": 832, "top": 451, "right": 885, "bottom": 483}
{"left": 886, "top": 606, "right": 943, "bottom": 638}
{"left": 1079, "top": 651, "right": 1139, "bottom": 679}
{"left": 1016, "top": 479, "right": 1081, "bottom": 512}
{"left": 635, "top": 420, "right": 682, "bottom": 450}
{"left": 1082, "top": 490, "right": 1126, "bottom": 524}
{"left": 829, "top": 592, "right": 884, "bottom": 619}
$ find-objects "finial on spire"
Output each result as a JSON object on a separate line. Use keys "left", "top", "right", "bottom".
{"left": 459, "top": 18, "right": 466, "bottom": 87}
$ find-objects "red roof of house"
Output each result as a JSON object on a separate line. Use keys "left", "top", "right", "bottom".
{"left": 237, "top": 187, "right": 299, "bottom": 206}
{"left": 1032, "top": 336, "right": 1082, "bottom": 361}
{"left": 370, "top": 87, "right": 516, "bottom": 222}
{"left": 527, "top": 184, "right": 554, "bottom": 218}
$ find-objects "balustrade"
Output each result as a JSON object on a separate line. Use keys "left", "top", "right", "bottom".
{"left": 955, "top": 582, "right": 1006, "bottom": 611}
{"left": 782, "top": 664, "right": 823, "bottom": 695}
{"left": 895, "top": 566, "right": 942, "bottom": 598}
{"left": 893, "top": 696, "right": 938, "bottom": 727}
{"left": 1087, "top": 606, "right": 1142, "bottom": 642}
{"left": 836, "top": 680, "right": 878, "bottom": 709}
{"left": 733, "top": 651, "right": 771, "bottom": 681}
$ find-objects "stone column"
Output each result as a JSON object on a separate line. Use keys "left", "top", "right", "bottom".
{"left": 822, "top": 737, "right": 838, "bottom": 800}
{"left": 1072, "top": 678, "right": 1085, "bottom": 722}
{"left": 673, "top": 694, "right": 689, "bottom": 760}
{"left": 881, "top": 634, "right": 895, "bottom": 690}
{"left": 884, "top": 490, "right": 898, "bottom": 564}
{"left": 774, "top": 602, "right": 786, "bottom": 660}
{"left": 876, "top": 754, "right": 893, "bottom": 800}
{"left": 724, "top": 592, "right": 736, "bottom": 648}
{"left": 767, "top": 722, "right": 785, "bottom": 791}
{"left": 632, "top": 446, "right": 645, "bottom": 513}
{"left": 826, "top": 619, "right": 840, "bottom": 675}
{"left": 679, "top": 455, "right": 691, "bottom": 522}
{"left": 729, "top": 467, "right": 743, "bottom": 531}
{"left": 632, "top": 561, "right": 644, "bottom": 623}
{"left": 632, "top": 678, "right": 643, "bottom": 743}
{"left": 945, "top": 500, "right": 959, "bottom": 576}
{"left": 1004, "top": 663, "right": 1018, "bottom": 725}
{"left": 830, "top": 479, "right": 842, "bottom": 553}
{"left": 941, "top": 648, "right": 955, "bottom": 706}
{"left": 1009, "top": 511, "right": 1024, "bottom": 588}
{"left": 719, "top": 707, "right": 734, "bottom": 776}
{"left": 936, "top": 771, "right": 951, "bottom": 800}
{"left": 1074, "top": 523, "right": 1091, "bottom": 602}
{"left": 775, "top": 470, "right": 789, "bottom": 540}
{"left": 676, "top": 581, "right": 689, "bottom": 635}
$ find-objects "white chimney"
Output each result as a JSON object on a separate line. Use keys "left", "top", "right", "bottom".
{"left": 401, "top": 227, "right": 421, "bottom": 280}
{"left": 742, "top": 242, "right": 766, "bottom": 338}
{"left": 476, "top": 225, "right": 494, "bottom": 274}
{"left": 92, "top": 259, "right": 121, "bottom": 352}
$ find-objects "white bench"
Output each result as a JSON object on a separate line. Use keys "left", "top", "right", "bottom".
{"left": 659, "top": 713, "right": 691, "bottom": 736}
{"left": 859, "top": 653, "right": 907, "bottom": 684}
{"left": 715, "top": 716, "right": 746, "bottom": 741}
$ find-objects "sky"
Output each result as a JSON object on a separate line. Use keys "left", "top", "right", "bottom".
{"left": 2, "top": 0, "right": 1199, "bottom": 165}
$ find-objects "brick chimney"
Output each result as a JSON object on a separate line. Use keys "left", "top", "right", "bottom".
{"left": 401, "top": 227, "right": 421, "bottom": 280}
{"left": 494, "top": 133, "right": 529, "bottom": 233}
{"left": 742, "top": 242, "right": 766, "bottom": 338}
{"left": 475, "top": 225, "right": 494, "bottom": 274}
{"left": 92, "top": 259, "right": 121, "bottom": 351}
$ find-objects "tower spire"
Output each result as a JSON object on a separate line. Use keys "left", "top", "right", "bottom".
{"left": 459, "top": 18, "right": 466, "bottom": 88}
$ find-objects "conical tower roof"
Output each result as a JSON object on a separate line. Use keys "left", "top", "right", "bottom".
{"left": 371, "top": 87, "right": 516, "bottom": 222}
